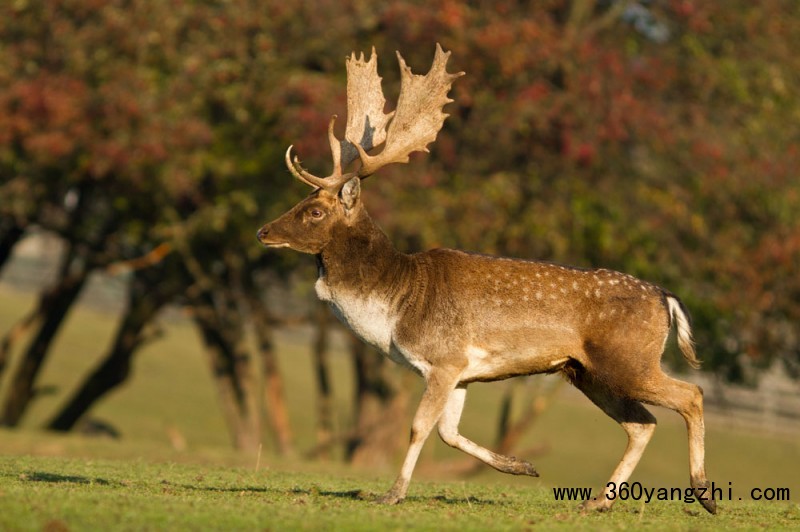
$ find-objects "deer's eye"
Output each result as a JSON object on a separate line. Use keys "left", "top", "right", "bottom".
{"left": 310, "top": 208, "right": 324, "bottom": 219}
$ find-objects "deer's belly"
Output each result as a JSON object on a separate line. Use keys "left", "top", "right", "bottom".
{"left": 459, "top": 337, "right": 578, "bottom": 383}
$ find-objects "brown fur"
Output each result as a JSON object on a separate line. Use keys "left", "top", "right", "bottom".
{"left": 258, "top": 187, "right": 716, "bottom": 514}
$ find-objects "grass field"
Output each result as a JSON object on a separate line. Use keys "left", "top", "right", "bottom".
{"left": 0, "top": 283, "right": 798, "bottom": 530}
{"left": 2, "top": 452, "right": 799, "bottom": 531}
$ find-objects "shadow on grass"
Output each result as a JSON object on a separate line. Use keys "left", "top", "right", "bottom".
{"left": 20, "top": 471, "right": 112, "bottom": 485}
{"left": 11, "top": 470, "right": 509, "bottom": 508}
{"left": 173, "top": 481, "right": 506, "bottom": 507}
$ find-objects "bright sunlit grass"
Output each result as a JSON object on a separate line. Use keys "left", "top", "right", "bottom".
{"left": 0, "top": 284, "right": 798, "bottom": 529}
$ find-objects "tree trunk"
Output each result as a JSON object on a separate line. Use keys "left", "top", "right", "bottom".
{"left": 246, "top": 293, "right": 294, "bottom": 456}
{"left": 0, "top": 304, "right": 40, "bottom": 377}
{"left": 46, "top": 263, "right": 177, "bottom": 431}
{"left": 312, "top": 300, "right": 334, "bottom": 458}
{"left": 493, "top": 379, "right": 562, "bottom": 456}
{"left": 193, "top": 291, "right": 261, "bottom": 452}
{"left": 0, "top": 182, "right": 119, "bottom": 426}
{"left": 0, "top": 267, "right": 88, "bottom": 426}
{"left": 0, "top": 220, "right": 24, "bottom": 273}
{"left": 346, "top": 333, "right": 409, "bottom": 468}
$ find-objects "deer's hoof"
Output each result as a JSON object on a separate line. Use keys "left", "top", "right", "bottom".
{"left": 578, "top": 497, "right": 611, "bottom": 513}
{"left": 506, "top": 456, "right": 539, "bottom": 477}
{"left": 700, "top": 497, "right": 717, "bottom": 514}
{"left": 692, "top": 479, "right": 717, "bottom": 515}
{"left": 375, "top": 491, "right": 404, "bottom": 505}
{"left": 696, "top": 489, "right": 717, "bottom": 514}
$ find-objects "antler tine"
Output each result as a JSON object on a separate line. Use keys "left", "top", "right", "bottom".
{"left": 328, "top": 115, "right": 342, "bottom": 178}
{"left": 285, "top": 44, "right": 462, "bottom": 192}
{"left": 284, "top": 47, "right": 391, "bottom": 193}
{"left": 340, "top": 47, "right": 392, "bottom": 172}
{"left": 354, "top": 43, "right": 464, "bottom": 178}
{"left": 285, "top": 145, "right": 355, "bottom": 192}
{"left": 284, "top": 145, "right": 315, "bottom": 188}
{"left": 283, "top": 116, "right": 350, "bottom": 192}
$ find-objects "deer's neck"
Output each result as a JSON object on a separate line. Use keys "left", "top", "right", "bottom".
{"left": 314, "top": 209, "right": 418, "bottom": 354}
{"left": 316, "top": 210, "right": 411, "bottom": 297}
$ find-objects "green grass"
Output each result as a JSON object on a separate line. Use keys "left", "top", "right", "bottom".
{"left": 0, "top": 284, "right": 799, "bottom": 529}
{"left": 1, "top": 454, "right": 798, "bottom": 531}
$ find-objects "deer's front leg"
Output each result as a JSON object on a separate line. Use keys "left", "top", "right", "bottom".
{"left": 438, "top": 386, "right": 539, "bottom": 477}
{"left": 377, "top": 367, "right": 461, "bottom": 504}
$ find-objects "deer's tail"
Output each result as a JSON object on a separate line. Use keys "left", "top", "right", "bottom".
{"left": 666, "top": 295, "right": 701, "bottom": 369}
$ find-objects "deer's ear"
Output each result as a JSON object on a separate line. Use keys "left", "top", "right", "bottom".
{"left": 340, "top": 177, "right": 361, "bottom": 211}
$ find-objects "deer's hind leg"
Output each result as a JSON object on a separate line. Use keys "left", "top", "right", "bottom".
{"left": 437, "top": 385, "right": 539, "bottom": 477}
{"left": 629, "top": 372, "right": 716, "bottom": 514}
{"left": 568, "top": 367, "right": 657, "bottom": 512}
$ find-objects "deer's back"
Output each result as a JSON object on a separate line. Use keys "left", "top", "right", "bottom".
{"left": 395, "top": 249, "right": 673, "bottom": 382}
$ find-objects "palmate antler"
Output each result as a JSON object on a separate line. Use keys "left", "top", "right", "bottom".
{"left": 286, "top": 44, "right": 464, "bottom": 193}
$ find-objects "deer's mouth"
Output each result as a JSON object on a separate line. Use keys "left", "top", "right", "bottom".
{"left": 257, "top": 226, "right": 291, "bottom": 248}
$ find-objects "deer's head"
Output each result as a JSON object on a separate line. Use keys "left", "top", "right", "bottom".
{"left": 256, "top": 178, "right": 362, "bottom": 254}
{"left": 258, "top": 45, "right": 463, "bottom": 255}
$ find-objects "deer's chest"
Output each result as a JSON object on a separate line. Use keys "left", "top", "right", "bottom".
{"left": 315, "top": 278, "right": 395, "bottom": 354}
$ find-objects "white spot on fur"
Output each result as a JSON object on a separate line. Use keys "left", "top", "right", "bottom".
{"left": 463, "top": 345, "right": 492, "bottom": 378}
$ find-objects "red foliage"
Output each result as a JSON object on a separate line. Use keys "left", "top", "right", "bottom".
{"left": 1, "top": 0, "right": 797, "bottom": 380}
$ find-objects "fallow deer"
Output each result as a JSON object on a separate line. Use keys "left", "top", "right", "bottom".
{"left": 257, "top": 44, "right": 716, "bottom": 514}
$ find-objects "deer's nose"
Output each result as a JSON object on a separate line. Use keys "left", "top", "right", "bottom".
{"left": 256, "top": 226, "right": 270, "bottom": 243}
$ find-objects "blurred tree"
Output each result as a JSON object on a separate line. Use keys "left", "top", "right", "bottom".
{"left": 47, "top": 249, "right": 184, "bottom": 432}
{"left": 0, "top": 0, "right": 797, "bottom": 459}
{"left": 0, "top": 0, "right": 303, "bottom": 449}
{"left": 650, "top": 1, "right": 800, "bottom": 381}
{"left": 353, "top": 0, "right": 800, "bottom": 383}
